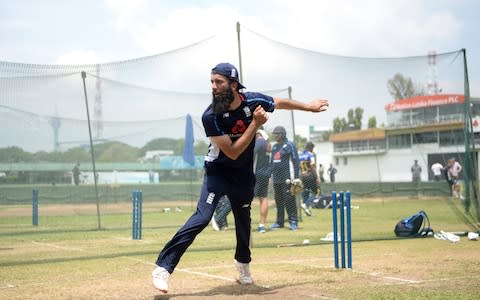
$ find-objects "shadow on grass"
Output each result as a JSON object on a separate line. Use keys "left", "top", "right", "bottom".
{"left": 152, "top": 281, "right": 308, "bottom": 299}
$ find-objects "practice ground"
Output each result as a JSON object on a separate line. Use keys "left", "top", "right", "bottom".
{"left": 1, "top": 198, "right": 479, "bottom": 299}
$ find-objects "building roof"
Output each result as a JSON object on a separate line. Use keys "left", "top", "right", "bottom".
{"left": 329, "top": 128, "right": 386, "bottom": 142}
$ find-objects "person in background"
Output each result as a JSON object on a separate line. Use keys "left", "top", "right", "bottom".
{"left": 411, "top": 159, "right": 422, "bottom": 183}
{"left": 149, "top": 170, "right": 155, "bottom": 183}
{"left": 431, "top": 162, "right": 444, "bottom": 181}
{"left": 72, "top": 163, "right": 80, "bottom": 185}
{"left": 254, "top": 128, "right": 272, "bottom": 233}
{"left": 270, "top": 125, "right": 300, "bottom": 231}
{"left": 299, "top": 141, "right": 318, "bottom": 216}
{"left": 318, "top": 163, "right": 325, "bottom": 183}
{"left": 447, "top": 158, "right": 463, "bottom": 200}
{"left": 327, "top": 163, "right": 337, "bottom": 183}
{"left": 211, "top": 195, "right": 231, "bottom": 231}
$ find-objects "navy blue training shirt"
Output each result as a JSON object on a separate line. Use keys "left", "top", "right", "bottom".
{"left": 202, "top": 92, "right": 275, "bottom": 169}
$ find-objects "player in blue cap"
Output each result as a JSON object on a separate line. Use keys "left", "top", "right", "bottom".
{"left": 152, "top": 62, "right": 329, "bottom": 294}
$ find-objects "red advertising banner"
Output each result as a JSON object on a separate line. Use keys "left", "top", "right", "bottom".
{"left": 385, "top": 94, "right": 464, "bottom": 112}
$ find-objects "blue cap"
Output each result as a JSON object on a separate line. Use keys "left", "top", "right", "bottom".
{"left": 211, "top": 63, "right": 246, "bottom": 89}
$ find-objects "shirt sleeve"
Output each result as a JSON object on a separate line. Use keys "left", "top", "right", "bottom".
{"left": 243, "top": 92, "right": 275, "bottom": 113}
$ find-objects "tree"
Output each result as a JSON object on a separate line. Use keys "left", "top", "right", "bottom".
{"left": 62, "top": 147, "right": 90, "bottom": 162}
{"left": 322, "top": 130, "right": 332, "bottom": 141}
{"left": 333, "top": 107, "right": 364, "bottom": 133}
{"left": 351, "top": 107, "right": 363, "bottom": 129}
{"left": 333, "top": 117, "right": 347, "bottom": 133}
{"left": 294, "top": 134, "right": 307, "bottom": 148}
{"left": 0, "top": 138, "right": 207, "bottom": 164}
{"left": 0, "top": 146, "right": 32, "bottom": 162}
{"left": 139, "top": 138, "right": 178, "bottom": 157}
{"left": 387, "top": 73, "right": 425, "bottom": 100}
{"left": 368, "top": 116, "right": 377, "bottom": 128}
{"left": 94, "top": 142, "right": 139, "bottom": 162}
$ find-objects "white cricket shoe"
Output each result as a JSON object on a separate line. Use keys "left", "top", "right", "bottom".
{"left": 152, "top": 266, "right": 170, "bottom": 293}
{"left": 235, "top": 260, "right": 253, "bottom": 285}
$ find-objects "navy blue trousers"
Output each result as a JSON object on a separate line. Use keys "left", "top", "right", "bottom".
{"left": 156, "top": 169, "right": 254, "bottom": 274}
{"left": 273, "top": 182, "right": 298, "bottom": 225}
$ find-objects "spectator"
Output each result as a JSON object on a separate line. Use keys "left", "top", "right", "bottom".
{"left": 270, "top": 126, "right": 300, "bottom": 231}
{"left": 318, "top": 163, "right": 325, "bottom": 183}
{"left": 447, "top": 158, "right": 463, "bottom": 199}
{"left": 149, "top": 170, "right": 155, "bottom": 183}
{"left": 411, "top": 160, "right": 422, "bottom": 183}
{"left": 72, "top": 163, "right": 80, "bottom": 185}
{"left": 327, "top": 163, "right": 337, "bottom": 183}
{"left": 431, "top": 162, "right": 444, "bottom": 181}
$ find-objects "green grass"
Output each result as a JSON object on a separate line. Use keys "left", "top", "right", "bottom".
{"left": 0, "top": 196, "right": 479, "bottom": 299}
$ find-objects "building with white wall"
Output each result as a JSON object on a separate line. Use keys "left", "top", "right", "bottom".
{"left": 324, "top": 94, "right": 478, "bottom": 182}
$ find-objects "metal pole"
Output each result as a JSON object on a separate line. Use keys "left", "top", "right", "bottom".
{"left": 81, "top": 71, "right": 102, "bottom": 230}
{"left": 288, "top": 86, "right": 297, "bottom": 141}
{"left": 236, "top": 22, "right": 243, "bottom": 83}
{"left": 462, "top": 49, "right": 479, "bottom": 221}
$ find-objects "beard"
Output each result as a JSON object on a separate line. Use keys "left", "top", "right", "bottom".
{"left": 211, "top": 87, "right": 234, "bottom": 114}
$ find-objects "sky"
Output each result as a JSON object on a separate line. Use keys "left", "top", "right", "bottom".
{"left": 1, "top": 0, "right": 479, "bottom": 138}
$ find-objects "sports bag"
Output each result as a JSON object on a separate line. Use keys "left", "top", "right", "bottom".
{"left": 394, "top": 210, "right": 433, "bottom": 237}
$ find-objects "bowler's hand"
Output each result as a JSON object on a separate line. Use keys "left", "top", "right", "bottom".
{"left": 308, "top": 99, "right": 329, "bottom": 112}
{"left": 253, "top": 106, "right": 269, "bottom": 125}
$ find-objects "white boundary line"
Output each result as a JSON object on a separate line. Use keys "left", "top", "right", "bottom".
{"left": 24, "top": 240, "right": 477, "bottom": 290}
{"left": 420, "top": 275, "right": 480, "bottom": 283}
{"left": 119, "top": 256, "right": 238, "bottom": 282}
{"left": 272, "top": 258, "right": 423, "bottom": 285}
{"left": 352, "top": 270, "right": 420, "bottom": 284}
{"left": 0, "top": 284, "right": 16, "bottom": 289}
{"left": 31, "top": 241, "right": 85, "bottom": 251}
{"left": 176, "top": 268, "right": 236, "bottom": 282}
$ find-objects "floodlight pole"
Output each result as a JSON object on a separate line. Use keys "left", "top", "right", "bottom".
{"left": 236, "top": 21, "right": 244, "bottom": 83}
{"left": 81, "top": 71, "right": 102, "bottom": 230}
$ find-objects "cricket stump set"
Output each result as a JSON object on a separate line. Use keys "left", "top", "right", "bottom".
{"left": 332, "top": 191, "right": 352, "bottom": 269}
